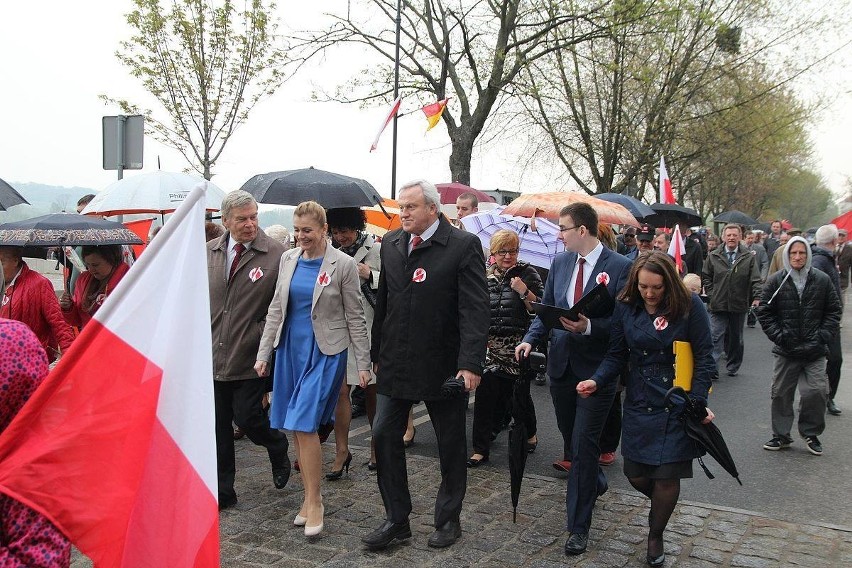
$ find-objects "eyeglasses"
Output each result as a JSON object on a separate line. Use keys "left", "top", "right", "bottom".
{"left": 494, "top": 249, "right": 519, "bottom": 256}
{"left": 558, "top": 225, "right": 580, "bottom": 233}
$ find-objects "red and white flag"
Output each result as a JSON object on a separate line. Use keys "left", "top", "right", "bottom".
{"left": 667, "top": 224, "right": 685, "bottom": 273}
{"left": 0, "top": 185, "right": 219, "bottom": 566}
{"left": 370, "top": 95, "right": 402, "bottom": 152}
{"left": 659, "top": 156, "right": 675, "bottom": 204}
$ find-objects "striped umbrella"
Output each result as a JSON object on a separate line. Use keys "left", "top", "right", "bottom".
{"left": 463, "top": 211, "right": 563, "bottom": 269}
{"left": 363, "top": 198, "right": 401, "bottom": 236}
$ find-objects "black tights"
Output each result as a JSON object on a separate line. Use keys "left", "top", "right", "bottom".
{"left": 628, "top": 476, "right": 680, "bottom": 557}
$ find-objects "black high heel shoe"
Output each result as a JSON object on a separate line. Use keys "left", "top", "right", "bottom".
{"left": 326, "top": 451, "right": 352, "bottom": 480}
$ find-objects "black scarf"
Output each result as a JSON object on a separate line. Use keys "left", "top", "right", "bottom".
{"left": 339, "top": 231, "right": 368, "bottom": 258}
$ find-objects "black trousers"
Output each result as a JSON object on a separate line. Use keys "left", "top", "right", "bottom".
{"left": 373, "top": 393, "right": 467, "bottom": 527}
{"left": 471, "top": 370, "right": 537, "bottom": 456}
{"left": 827, "top": 330, "right": 843, "bottom": 399}
{"left": 214, "top": 378, "right": 289, "bottom": 502}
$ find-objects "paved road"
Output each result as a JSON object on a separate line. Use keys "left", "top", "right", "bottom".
{"left": 348, "top": 300, "right": 852, "bottom": 529}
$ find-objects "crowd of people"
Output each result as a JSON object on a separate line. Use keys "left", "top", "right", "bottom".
{"left": 1, "top": 183, "right": 849, "bottom": 565}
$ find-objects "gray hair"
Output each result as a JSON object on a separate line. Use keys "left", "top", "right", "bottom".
{"left": 265, "top": 224, "right": 292, "bottom": 249}
{"left": 815, "top": 224, "right": 838, "bottom": 246}
{"left": 221, "top": 190, "right": 257, "bottom": 220}
{"left": 400, "top": 179, "right": 441, "bottom": 208}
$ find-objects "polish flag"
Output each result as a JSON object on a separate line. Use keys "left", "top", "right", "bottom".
{"left": 667, "top": 224, "right": 685, "bottom": 273}
{"left": 0, "top": 185, "right": 218, "bottom": 566}
{"left": 370, "top": 95, "right": 402, "bottom": 152}
{"left": 659, "top": 156, "right": 675, "bottom": 204}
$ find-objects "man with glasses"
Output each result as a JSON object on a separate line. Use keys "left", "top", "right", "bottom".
{"left": 618, "top": 227, "right": 638, "bottom": 259}
{"left": 516, "top": 203, "right": 631, "bottom": 556}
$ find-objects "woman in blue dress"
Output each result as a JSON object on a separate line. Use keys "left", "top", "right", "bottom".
{"left": 576, "top": 251, "right": 717, "bottom": 567}
{"left": 256, "top": 201, "right": 371, "bottom": 537}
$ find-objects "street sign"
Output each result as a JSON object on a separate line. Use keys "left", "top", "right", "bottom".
{"left": 103, "top": 115, "right": 144, "bottom": 172}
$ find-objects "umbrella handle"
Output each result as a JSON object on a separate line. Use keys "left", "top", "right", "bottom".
{"left": 664, "top": 385, "right": 693, "bottom": 411}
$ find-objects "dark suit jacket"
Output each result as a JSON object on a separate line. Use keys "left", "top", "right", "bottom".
{"left": 523, "top": 245, "right": 632, "bottom": 380}
{"left": 371, "top": 215, "right": 489, "bottom": 401}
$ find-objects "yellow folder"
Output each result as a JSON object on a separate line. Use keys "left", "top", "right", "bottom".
{"left": 673, "top": 341, "right": 693, "bottom": 391}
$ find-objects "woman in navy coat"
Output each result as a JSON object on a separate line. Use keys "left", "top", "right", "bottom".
{"left": 577, "top": 251, "right": 716, "bottom": 567}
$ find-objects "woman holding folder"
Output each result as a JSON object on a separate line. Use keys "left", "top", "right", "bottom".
{"left": 576, "top": 251, "right": 716, "bottom": 567}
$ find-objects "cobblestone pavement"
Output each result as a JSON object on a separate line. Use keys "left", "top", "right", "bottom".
{"left": 72, "top": 441, "right": 851, "bottom": 567}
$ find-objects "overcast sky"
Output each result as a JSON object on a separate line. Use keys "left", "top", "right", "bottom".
{"left": 1, "top": 1, "right": 850, "bottom": 201}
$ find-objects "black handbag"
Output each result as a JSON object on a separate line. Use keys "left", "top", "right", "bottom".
{"left": 361, "top": 281, "right": 378, "bottom": 308}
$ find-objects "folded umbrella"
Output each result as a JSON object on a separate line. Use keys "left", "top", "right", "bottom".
{"left": 508, "top": 375, "right": 531, "bottom": 523}
{"left": 664, "top": 386, "right": 742, "bottom": 485}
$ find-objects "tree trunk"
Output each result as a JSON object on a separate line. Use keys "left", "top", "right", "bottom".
{"left": 448, "top": 136, "right": 473, "bottom": 186}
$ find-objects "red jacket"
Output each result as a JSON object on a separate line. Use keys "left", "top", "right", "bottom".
{"left": 0, "top": 263, "right": 73, "bottom": 361}
{"left": 62, "top": 262, "right": 130, "bottom": 329}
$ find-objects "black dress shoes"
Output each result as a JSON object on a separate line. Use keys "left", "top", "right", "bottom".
{"left": 828, "top": 399, "right": 842, "bottom": 415}
{"left": 361, "top": 519, "right": 412, "bottom": 550}
{"left": 427, "top": 520, "right": 462, "bottom": 548}
{"left": 564, "top": 532, "right": 588, "bottom": 555}
{"left": 218, "top": 495, "right": 237, "bottom": 511}
{"left": 273, "top": 469, "right": 290, "bottom": 489}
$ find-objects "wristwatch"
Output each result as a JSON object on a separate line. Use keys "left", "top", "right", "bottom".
{"left": 518, "top": 289, "right": 529, "bottom": 300}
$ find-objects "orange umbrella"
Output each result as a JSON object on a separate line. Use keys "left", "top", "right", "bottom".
{"left": 364, "top": 198, "right": 401, "bottom": 236}
{"left": 503, "top": 192, "right": 640, "bottom": 227}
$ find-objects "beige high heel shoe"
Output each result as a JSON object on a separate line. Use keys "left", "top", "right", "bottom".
{"left": 304, "top": 504, "right": 324, "bottom": 537}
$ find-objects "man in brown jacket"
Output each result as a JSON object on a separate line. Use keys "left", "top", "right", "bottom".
{"left": 208, "top": 190, "right": 290, "bottom": 510}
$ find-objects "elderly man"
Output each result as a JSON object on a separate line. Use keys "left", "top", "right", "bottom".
{"left": 745, "top": 230, "right": 770, "bottom": 328}
{"left": 362, "top": 180, "right": 489, "bottom": 551}
{"left": 811, "top": 225, "right": 844, "bottom": 416}
{"left": 618, "top": 227, "right": 638, "bottom": 258}
{"left": 758, "top": 237, "right": 841, "bottom": 455}
{"left": 207, "top": 190, "right": 290, "bottom": 510}
{"left": 702, "top": 224, "right": 762, "bottom": 377}
{"left": 653, "top": 231, "right": 671, "bottom": 253}
{"left": 517, "top": 202, "right": 632, "bottom": 556}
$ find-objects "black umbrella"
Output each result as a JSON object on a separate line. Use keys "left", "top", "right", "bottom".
{"left": 713, "top": 210, "right": 759, "bottom": 226}
{"left": 665, "top": 386, "right": 742, "bottom": 485}
{"left": 594, "top": 193, "right": 656, "bottom": 220}
{"left": 240, "top": 167, "right": 384, "bottom": 209}
{"left": 0, "top": 178, "right": 29, "bottom": 211}
{"left": 0, "top": 213, "right": 143, "bottom": 247}
{"left": 508, "top": 374, "right": 532, "bottom": 523}
{"left": 644, "top": 203, "right": 702, "bottom": 228}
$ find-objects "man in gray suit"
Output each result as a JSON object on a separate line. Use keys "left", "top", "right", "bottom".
{"left": 207, "top": 190, "right": 290, "bottom": 510}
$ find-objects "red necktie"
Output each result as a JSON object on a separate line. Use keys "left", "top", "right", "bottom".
{"left": 573, "top": 257, "right": 585, "bottom": 305}
{"left": 410, "top": 235, "right": 423, "bottom": 252}
{"left": 229, "top": 243, "right": 245, "bottom": 280}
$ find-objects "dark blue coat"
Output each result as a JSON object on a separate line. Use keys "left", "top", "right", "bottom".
{"left": 523, "top": 246, "right": 632, "bottom": 380}
{"left": 590, "top": 294, "right": 715, "bottom": 465}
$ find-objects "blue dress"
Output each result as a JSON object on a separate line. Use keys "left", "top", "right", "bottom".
{"left": 270, "top": 256, "right": 347, "bottom": 432}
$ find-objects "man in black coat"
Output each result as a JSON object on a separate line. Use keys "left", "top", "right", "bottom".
{"left": 362, "top": 179, "right": 489, "bottom": 551}
{"left": 811, "top": 225, "right": 843, "bottom": 416}
{"left": 757, "top": 237, "right": 841, "bottom": 456}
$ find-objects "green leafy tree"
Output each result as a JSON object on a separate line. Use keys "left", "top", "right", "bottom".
{"left": 104, "top": 0, "right": 289, "bottom": 179}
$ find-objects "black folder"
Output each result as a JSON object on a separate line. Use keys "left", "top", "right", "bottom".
{"left": 530, "top": 283, "right": 615, "bottom": 330}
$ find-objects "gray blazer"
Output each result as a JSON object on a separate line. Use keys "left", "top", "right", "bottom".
{"left": 257, "top": 245, "right": 371, "bottom": 371}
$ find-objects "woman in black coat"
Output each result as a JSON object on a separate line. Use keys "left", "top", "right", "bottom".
{"left": 577, "top": 251, "right": 716, "bottom": 567}
{"left": 468, "top": 230, "right": 544, "bottom": 467}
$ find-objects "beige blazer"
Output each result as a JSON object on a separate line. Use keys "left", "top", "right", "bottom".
{"left": 257, "top": 245, "right": 371, "bottom": 371}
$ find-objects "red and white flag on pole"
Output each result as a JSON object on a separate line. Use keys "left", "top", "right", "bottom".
{"left": 0, "top": 185, "right": 219, "bottom": 566}
{"left": 667, "top": 224, "right": 685, "bottom": 273}
{"left": 369, "top": 95, "right": 402, "bottom": 152}
{"left": 659, "top": 156, "right": 675, "bottom": 204}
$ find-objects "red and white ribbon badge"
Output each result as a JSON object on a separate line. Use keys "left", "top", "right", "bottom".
{"left": 248, "top": 267, "right": 264, "bottom": 282}
{"left": 596, "top": 272, "right": 610, "bottom": 286}
{"left": 653, "top": 316, "right": 668, "bottom": 331}
{"left": 412, "top": 268, "right": 427, "bottom": 283}
{"left": 1, "top": 295, "right": 8, "bottom": 307}
{"left": 317, "top": 271, "right": 331, "bottom": 287}
{"left": 95, "top": 293, "right": 107, "bottom": 307}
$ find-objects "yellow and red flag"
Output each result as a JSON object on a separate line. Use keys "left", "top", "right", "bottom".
{"left": 421, "top": 98, "right": 449, "bottom": 131}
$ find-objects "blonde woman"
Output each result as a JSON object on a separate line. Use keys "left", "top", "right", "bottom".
{"left": 255, "top": 201, "right": 370, "bottom": 537}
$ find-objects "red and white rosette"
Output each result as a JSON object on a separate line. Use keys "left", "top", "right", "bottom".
{"left": 653, "top": 316, "right": 668, "bottom": 331}
{"left": 596, "top": 272, "right": 610, "bottom": 286}
{"left": 317, "top": 271, "right": 331, "bottom": 287}
{"left": 248, "top": 267, "right": 264, "bottom": 282}
{"left": 412, "top": 268, "right": 427, "bottom": 283}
